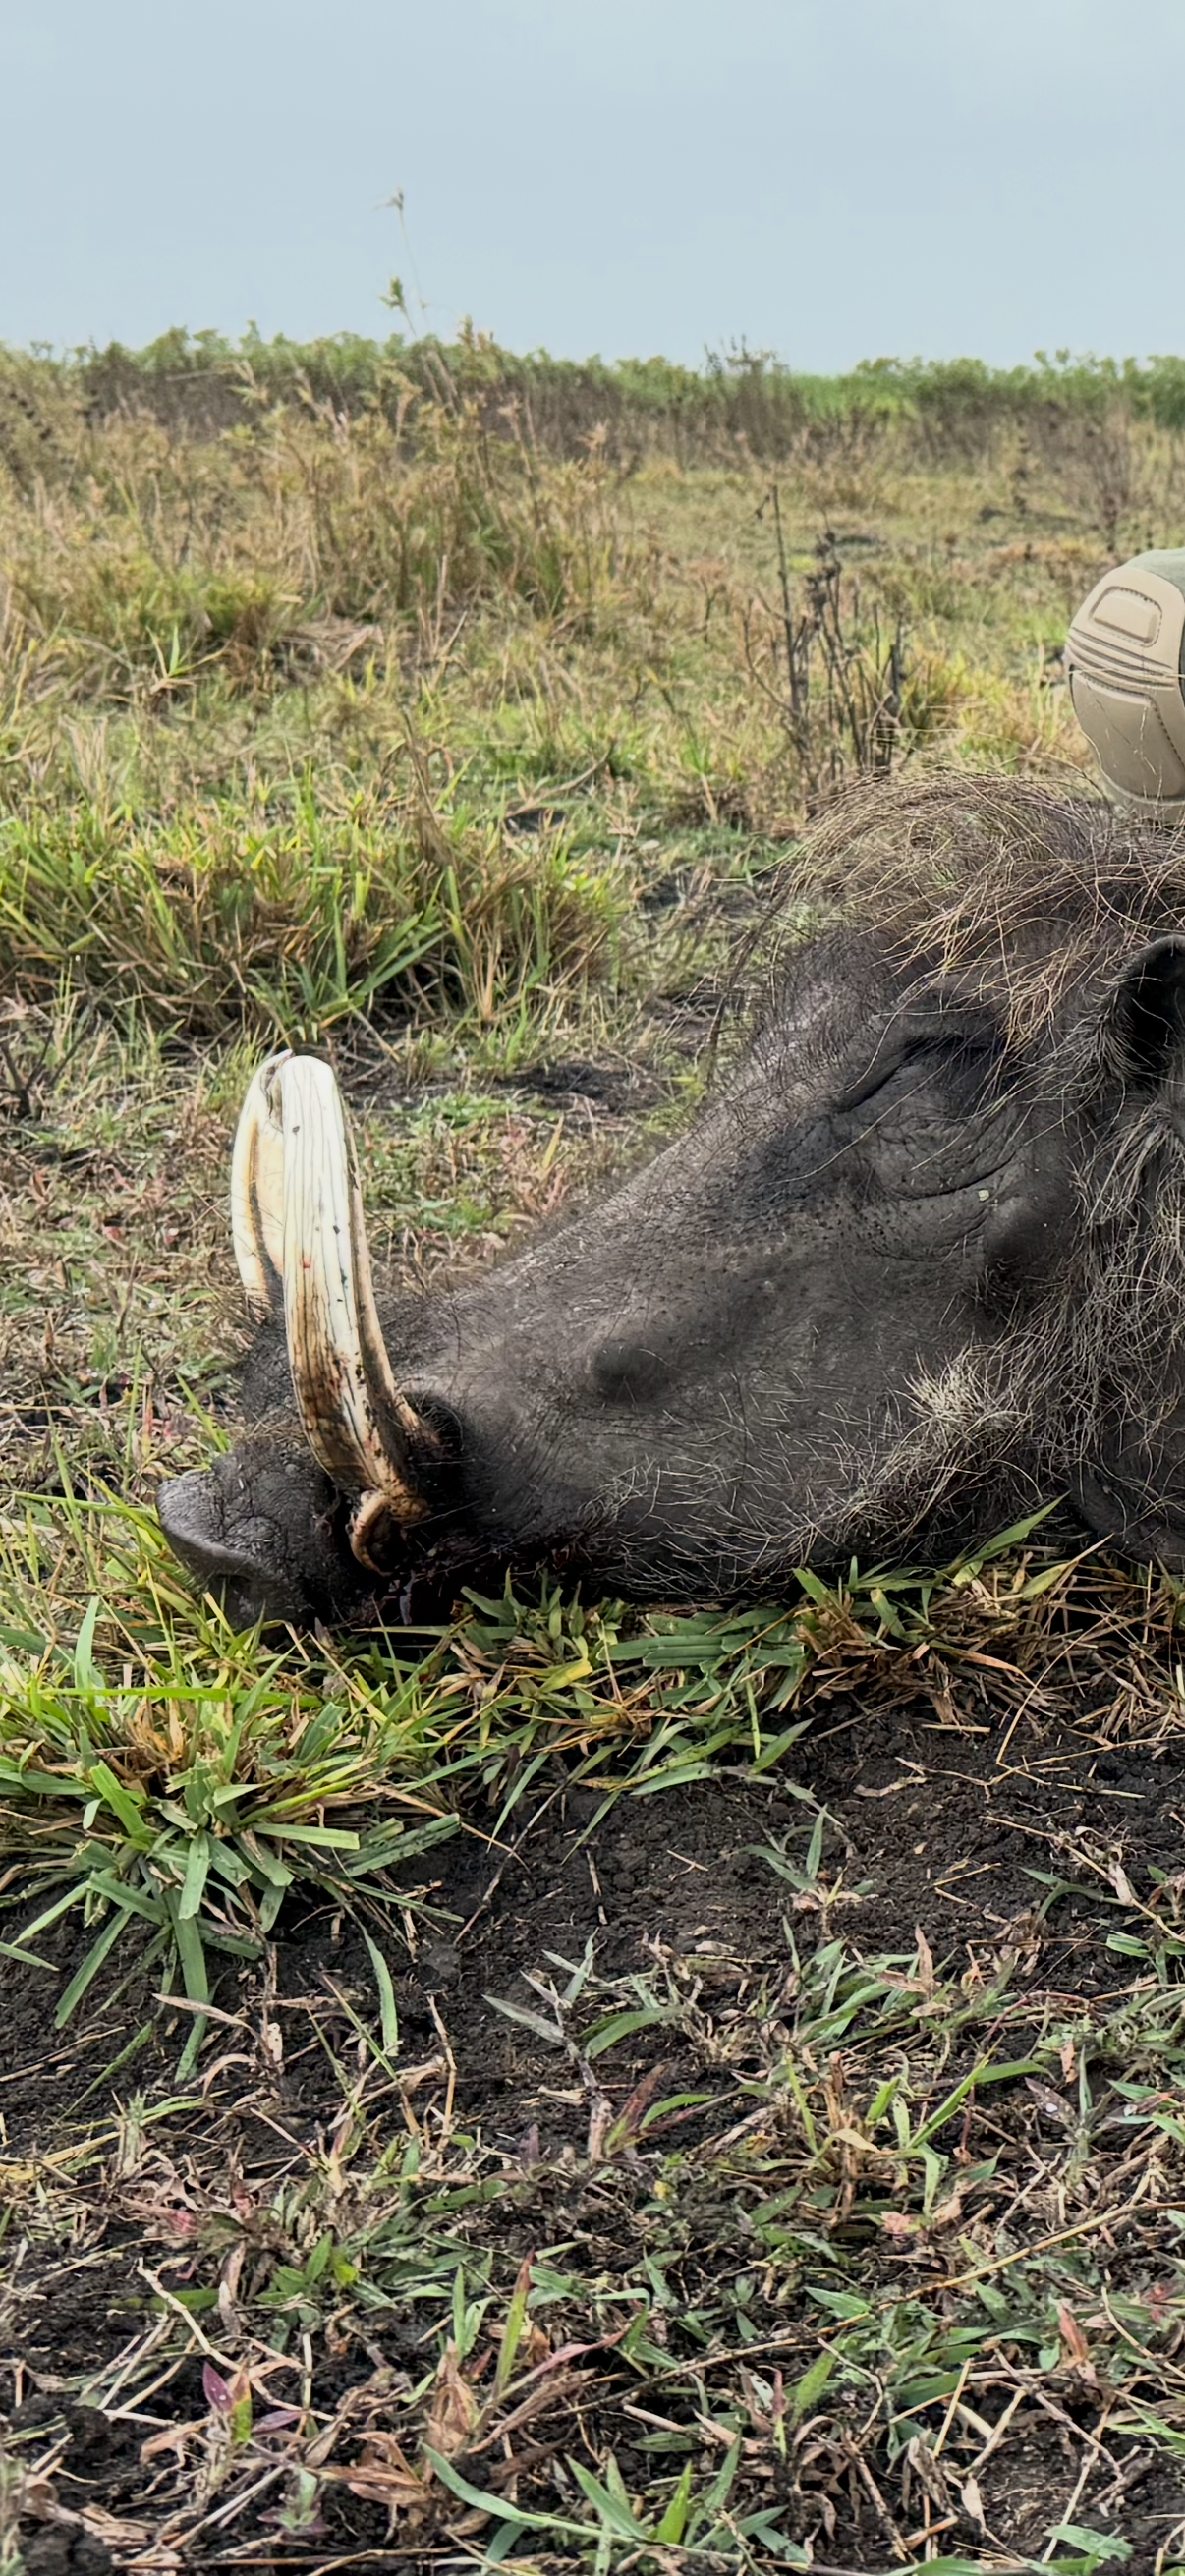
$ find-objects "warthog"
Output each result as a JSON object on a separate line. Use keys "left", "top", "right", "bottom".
{"left": 158, "top": 776, "right": 1185, "bottom": 1627}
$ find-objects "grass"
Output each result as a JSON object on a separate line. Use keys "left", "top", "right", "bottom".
{"left": 4, "top": 341, "right": 1185, "bottom": 2567}
{"left": 0, "top": 1547, "right": 460, "bottom": 2070}
{"left": 6, "top": 1735, "right": 1185, "bottom": 2568}
{"left": 0, "top": 788, "right": 632, "bottom": 1040}
{"left": 18, "top": 329, "right": 1185, "bottom": 462}
{"left": 0, "top": 1487, "right": 1074, "bottom": 2053}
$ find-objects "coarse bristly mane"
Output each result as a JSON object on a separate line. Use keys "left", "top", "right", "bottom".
{"left": 718, "top": 773, "right": 1185, "bottom": 1572}
{"left": 749, "top": 770, "right": 1185, "bottom": 1048}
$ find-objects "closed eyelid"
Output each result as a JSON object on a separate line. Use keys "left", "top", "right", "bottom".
{"left": 835, "top": 1015, "right": 1000, "bottom": 1113}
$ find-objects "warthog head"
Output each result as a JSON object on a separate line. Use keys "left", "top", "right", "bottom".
{"left": 158, "top": 776, "right": 1185, "bottom": 1627}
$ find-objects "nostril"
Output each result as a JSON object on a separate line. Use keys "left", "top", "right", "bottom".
{"left": 403, "top": 1390, "right": 464, "bottom": 1460}
{"left": 589, "top": 1336, "right": 669, "bottom": 1405}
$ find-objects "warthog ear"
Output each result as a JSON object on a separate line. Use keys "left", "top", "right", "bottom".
{"left": 1108, "top": 935, "right": 1185, "bottom": 1091}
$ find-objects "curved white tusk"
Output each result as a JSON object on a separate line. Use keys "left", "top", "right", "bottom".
{"left": 273, "top": 1054, "right": 434, "bottom": 1540}
{"left": 230, "top": 1049, "right": 293, "bottom": 1319}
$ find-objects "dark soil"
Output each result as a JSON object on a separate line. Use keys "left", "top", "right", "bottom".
{"left": 4, "top": 1688, "right": 1185, "bottom": 2567}
{"left": 500, "top": 1056, "right": 664, "bottom": 1116}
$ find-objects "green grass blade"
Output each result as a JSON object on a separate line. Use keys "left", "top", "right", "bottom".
{"left": 54, "top": 1904, "right": 131, "bottom": 2026}
{"left": 360, "top": 1930, "right": 400, "bottom": 2058}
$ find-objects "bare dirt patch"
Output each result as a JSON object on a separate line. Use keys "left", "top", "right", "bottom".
{"left": 4, "top": 1685, "right": 1184, "bottom": 2569}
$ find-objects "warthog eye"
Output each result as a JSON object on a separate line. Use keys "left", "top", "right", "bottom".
{"left": 836, "top": 1007, "right": 1000, "bottom": 1113}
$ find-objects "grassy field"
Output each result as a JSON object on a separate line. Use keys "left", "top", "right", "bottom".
{"left": 3, "top": 347, "right": 1185, "bottom": 2572}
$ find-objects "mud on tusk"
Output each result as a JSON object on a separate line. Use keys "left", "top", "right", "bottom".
{"left": 230, "top": 1049, "right": 293, "bottom": 1320}
{"left": 273, "top": 1053, "right": 435, "bottom": 1544}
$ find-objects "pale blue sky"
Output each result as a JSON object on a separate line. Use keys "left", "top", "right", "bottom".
{"left": 4, "top": 0, "right": 1184, "bottom": 370}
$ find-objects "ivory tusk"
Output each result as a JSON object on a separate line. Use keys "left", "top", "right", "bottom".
{"left": 230, "top": 1049, "right": 292, "bottom": 1319}
{"left": 272, "top": 1054, "right": 435, "bottom": 1543}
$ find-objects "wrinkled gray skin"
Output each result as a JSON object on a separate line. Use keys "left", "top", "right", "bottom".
{"left": 158, "top": 893, "right": 1185, "bottom": 1628}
